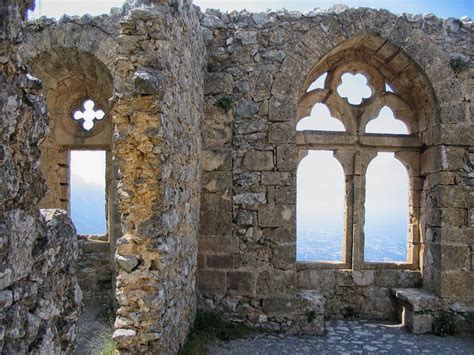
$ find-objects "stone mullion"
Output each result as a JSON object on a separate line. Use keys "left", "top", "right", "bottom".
{"left": 352, "top": 150, "right": 377, "bottom": 270}
{"left": 333, "top": 150, "right": 356, "bottom": 267}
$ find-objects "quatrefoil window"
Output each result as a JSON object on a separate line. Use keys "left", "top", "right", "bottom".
{"left": 337, "top": 73, "right": 372, "bottom": 105}
{"left": 72, "top": 99, "right": 105, "bottom": 131}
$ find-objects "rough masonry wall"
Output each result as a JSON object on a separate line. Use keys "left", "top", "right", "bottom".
{"left": 198, "top": 6, "right": 473, "bottom": 327}
{"left": 21, "top": 13, "right": 122, "bottom": 307}
{"left": 0, "top": 0, "right": 82, "bottom": 353}
{"left": 112, "top": 0, "right": 205, "bottom": 352}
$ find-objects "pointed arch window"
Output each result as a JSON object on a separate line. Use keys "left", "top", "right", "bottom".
{"left": 296, "top": 59, "right": 422, "bottom": 270}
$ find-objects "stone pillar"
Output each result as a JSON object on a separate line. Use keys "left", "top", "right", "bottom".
{"left": 111, "top": 2, "right": 205, "bottom": 352}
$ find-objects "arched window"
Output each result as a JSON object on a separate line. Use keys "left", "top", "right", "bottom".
{"left": 364, "top": 153, "right": 409, "bottom": 262}
{"left": 297, "top": 150, "right": 345, "bottom": 262}
{"left": 296, "top": 55, "right": 422, "bottom": 270}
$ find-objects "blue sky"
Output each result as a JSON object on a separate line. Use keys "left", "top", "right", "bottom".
{"left": 29, "top": 0, "right": 473, "bottom": 19}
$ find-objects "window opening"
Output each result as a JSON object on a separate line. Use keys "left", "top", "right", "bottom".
{"left": 364, "top": 153, "right": 409, "bottom": 262}
{"left": 297, "top": 103, "right": 345, "bottom": 132}
{"left": 72, "top": 99, "right": 105, "bottom": 131}
{"left": 365, "top": 106, "right": 409, "bottom": 135}
{"left": 385, "top": 83, "right": 394, "bottom": 93}
{"left": 337, "top": 73, "right": 372, "bottom": 105}
{"left": 297, "top": 150, "right": 345, "bottom": 262}
{"left": 306, "top": 72, "right": 328, "bottom": 92}
{"left": 70, "top": 150, "right": 106, "bottom": 235}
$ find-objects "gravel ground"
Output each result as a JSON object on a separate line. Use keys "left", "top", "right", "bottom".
{"left": 208, "top": 319, "right": 474, "bottom": 355}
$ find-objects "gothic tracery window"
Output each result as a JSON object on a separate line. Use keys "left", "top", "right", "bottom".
{"left": 296, "top": 60, "right": 421, "bottom": 269}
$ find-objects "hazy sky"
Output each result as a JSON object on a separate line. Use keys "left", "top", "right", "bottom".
{"left": 28, "top": 0, "right": 473, "bottom": 19}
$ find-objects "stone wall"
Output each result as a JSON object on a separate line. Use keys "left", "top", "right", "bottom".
{"left": 0, "top": 0, "right": 82, "bottom": 353}
{"left": 21, "top": 12, "right": 121, "bottom": 310}
{"left": 78, "top": 236, "right": 113, "bottom": 303}
{"left": 14, "top": 0, "right": 473, "bottom": 351}
{"left": 111, "top": 0, "right": 205, "bottom": 352}
{"left": 198, "top": 6, "right": 473, "bottom": 330}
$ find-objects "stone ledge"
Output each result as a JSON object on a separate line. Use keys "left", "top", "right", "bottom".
{"left": 392, "top": 288, "right": 443, "bottom": 334}
{"left": 392, "top": 288, "right": 444, "bottom": 312}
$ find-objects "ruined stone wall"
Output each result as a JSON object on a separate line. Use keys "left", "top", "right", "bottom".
{"left": 111, "top": 0, "right": 205, "bottom": 352}
{"left": 21, "top": 13, "right": 121, "bottom": 308}
{"left": 198, "top": 6, "right": 473, "bottom": 328}
{"left": 11, "top": 0, "right": 472, "bottom": 349}
{"left": 0, "top": 0, "right": 82, "bottom": 353}
{"left": 78, "top": 236, "right": 114, "bottom": 303}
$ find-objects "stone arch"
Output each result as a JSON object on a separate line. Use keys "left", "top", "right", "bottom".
{"left": 29, "top": 48, "right": 114, "bottom": 147}
{"left": 283, "top": 13, "right": 466, "bottom": 299}
{"left": 27, "top": 46, "right": 117, "bottom": 304}
{"left": 20, "top": 19, "right": 118, "bottom": 71}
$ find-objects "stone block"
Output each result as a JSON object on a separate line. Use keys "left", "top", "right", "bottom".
{"left": 263, "top": 227, "right": 293, "bottom": 243}
{"left": 233, "top": 192, "right": 266, "bottom": 206}
{"left": 257, "top": 270, "right": 295, "bottom": 297}
{"left": 352, "top": 271, "right": 375, "bottom": 286}
{"left": 262, "top": 297, "right": 298, "bottom": 316}
{"left": 441, "top": 245, "right": 471, "bottom": 271}
{"left": 261, "top": 172, "right": 292, "bottom": 185}
{"left": 269, "top": 97, "right": 296, "bottom": 122}
{"left": 272, "top": 244, "right": 296, "bottom": 269}
{"left": 258, "top": 204, "right": 294, "bottom": 227}
{"left": 272, "top": 186, "right": 295, "bottom": 204}
{"left": 202, "top": 172, "right": 232, "bottom": 192}
{"left": 197, "top": 270, "right": 227, "bottom": 294}
{"left": 235, "top": 118, "right": 267, "bottom": 135}
{"left": 204, "top": 72, "right": 234, "bottom": 95}
{"left": 440, "top": 271, "right": 467, "bottom": 298}
{"left": 405, "top": 312, "right": 433, "bottom": 334}
{"left": 235, "top": 99, "right": 259, "bottom": 119}
{"left": 199, "top": 211, "right": 232, "bottom": 236}
{"left": 235, "top": 210, "right": 254, "bottom": 226}
{"left": 228, "top": 271, "right": 256, "bottom": 296}
{"left": 277, "top": 144, "right": 296, "bottom": 171}
{"left": 392, "top": 288, "right": 443, "bottom": 312}
{"left": 198, "top": 235, "right": 239, "bottom": 254}
{"left": 243, "top": 151, "right": 274, "bottom": 171}
{"left": 202, "top": 192, "right": 232, "bottom": 212}
{"left": 268, "top": 122, "right": 296, "bottom": 143}
{"left": 434, "top": 186, "right": 469, "bottom": 208}
{"left": 202, "top": 149, "right": 232, "bottom": 171}
{"left": 206, "top": 254, "right": 235, "bottom": 269}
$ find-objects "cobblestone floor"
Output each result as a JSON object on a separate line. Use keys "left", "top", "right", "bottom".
{"left": 208, "top": 319, "right": 474, "bottom": 354}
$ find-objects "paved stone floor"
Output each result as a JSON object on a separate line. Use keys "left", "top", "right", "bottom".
{"left": 208, "top": 320, "right": 474, "bottom": 354}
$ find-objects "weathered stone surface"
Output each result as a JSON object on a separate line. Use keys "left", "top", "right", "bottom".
{"left": 243, "top": 151, "right": 274, "bottom": 171}
{"left": 115, "top": 253, "right": 139, "bottom": 273}
{"left": 14, "top": 0, "right": 474, "bottom": 349}
{"left": 1, "top": 1, "right": 82, "bottom": 353}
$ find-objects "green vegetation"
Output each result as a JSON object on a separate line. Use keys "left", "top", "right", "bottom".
{"left": 216, "top": 97, "right": 232, "bottom": 112}
{"left": 87, "top": 308, "right": 117, "bottom": 355}
{"left": 342, "top": 306, "right": 359, "bottom": 319}
{"left": 307, "top": 310, "right": 317, "bottom": 323}
{"left": 28, "top": 19, "right": 44, "bottom": 32}
{"left": 432, "top": 311, "right": 456, "bottom": 336}
{"left": 450, "top": 56, "right": 468, "bottom": 73}
{"left": 180, "top": 311, "right": 258, "bottom": 355}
